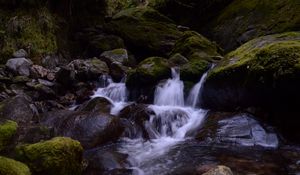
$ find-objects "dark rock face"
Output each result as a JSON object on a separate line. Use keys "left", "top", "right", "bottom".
{"left": 196, "top": 112, "right": 279, "bottom": 148}
{"left": 43, "top": 109, "right": 124, "bottom": 149}
{"left": 207, "top": 0, "right": 300, "bottom": 52}
{"left": 105, "top": 7, "right": 183, "bottom": 58}
{"left": 0, "top": 95, "right": 36, "bottom": 123}
{"left": 84, "top": 147, "right": 131, "bottom": 175}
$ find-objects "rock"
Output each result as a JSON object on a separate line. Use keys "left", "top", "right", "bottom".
{"left": 119, "top": 103, "right": 154, "bottom": 138}
{"left": 168, "top": 53, "right": 189, "bottom": 66}
{"left": 77, "top": 97, "right": 112, "bottom": 113}
{"left": 84, "top": 148, "right": 129, "bottom": 175}
{"left": 0, "top": 119, "right": 17, "bottom": 151}
{"left": 202, "top": 32, "right": 300, "bottom": 111}
{"left": 100, "top": 48, "right": 129, "bottom": 65}
{"left": 110, "top": 62, "right": 128, "bottom": 82}
{"left": 62, "top": 58, "right": 109, "bottom": 82}
{"left": 170, "top": 31, "right": 221, "bottom": 60}
{"left": 41, "top": 55, "right": 59, "bottom": 69}
{"left": 197, "top": 112, "right": 279, "bottom": 148}
{"left": 169, "top": 31, "right": 221, "bottom": 82}
{"left": 13, "top": 49, "right": 28, "bottom": 58}
{"left": 0, "top": 95, "right": 35, "bottom": 123}
{"left": 16, "top": 137, "right": 83, "bottom": 175}
{"left": 87, "top": 34, "right": 125, "bottom": 56}
{"left": 207, "top": 0, "right": 300, "bottom": 51}
{"left": 38, "top": 79, "right": 54, "bottom": 87}
{"left": 55, "top": 66, "right": 76, "bottom": 86}
{"left": 5, "top": 58, "right": 33, "bottom": 76}
{"left": 126, "top": 57, "right": 171, "bottom": 101}
{"left": 0, "top": 156, "right": 31, "bottom": 175}
{"left": 43, "top": 110, "right": 124, "bottom": 149}
{"left": 105, "top": 7, "right": 183, "bottom": 58}
{"left": 202, "top": 165, "right": 233, "bottom": 175}
{"left": 12, "top": 76, "right": 30, "bottom": 83}
{"left": 149, "top": 0, "right": 233, "bottom": 35}
{"left": 30, "top": 65, "right": 50, "bottom": 79}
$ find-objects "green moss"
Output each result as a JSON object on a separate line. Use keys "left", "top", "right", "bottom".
{"left": 0, "top": 8, "right": 57, "bottom": 64}
{"left": 16, "top": 137, "right": 83, "bottom": 175}
{"left": 0, "top": 156, "right": 31, "bottom": 175}
{"left": 0, "top": 120, "right": 18, "bottom": 152}
{"left": 208, "top": 32, "right": 300, "bottom": 86}
{"left": 213, "top": 0, "right": 300, "bottom": 51}
{"left": 180, "top": 58, "right": 210, "bottom": 82}
{"left": 106, "top": 7, "right": 182, "bottom": 57}
{"left": 126, "top": 57, "right": 171, "bottom": 86}
{"left": 170, "top": 31, "right": 220, "bottom": 60}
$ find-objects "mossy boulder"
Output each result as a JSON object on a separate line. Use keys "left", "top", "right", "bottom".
{"left": 0, "top": 119, "right": 18, "bottom": 152}
{"left": 0, "top": 8, "right": 57, "bottom": 63}
{"left": 0, "top": 156, "right": 31, "bottom": 175}
{"left": 209, "top": 0, "right": 300, "bottom": 51}
{"left": 126, "top": 57, "right": 171, "bottom": 102}
{"left": 202, "top": 32, "right": 300, "bottom": 109}
{"left": 16, "top": 137, "right": 83, "bottom": 175}
{"left": 201, "top": 32, "right": 300, "bottom": 141}
{"left": 105, "top": 7, "right": 183, "bottom": 59}
{"left": 126, "top": 57, "right": 170, "bottom": 87}
{"left": 170, "top": 31, "right": 221, "bottom": 82}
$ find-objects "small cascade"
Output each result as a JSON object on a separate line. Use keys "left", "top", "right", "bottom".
{"left": 119, "top": 67, "right": 209, "bottom": 175}
{"left": 186, "top": 72, "right": 208, "bottom": 108}
{"left": 154, "top": 68, "right": 184, "bottom": 106}
{"left": 91, "top": 75, "right": 128, "bottom": 115}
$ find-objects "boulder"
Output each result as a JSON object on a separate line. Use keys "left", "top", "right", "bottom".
{"left": 100, "top": 48, "right": 129, "bottom": 65}
{"left": 16, "top": 137, "right": 83, "bottom": 175}
{"left": 0, "top": 156, "right": 31, "bottom": 175}
{"left": 202, "top": 165, "right": 233, "bottom": 175}
{"left": 0, "top": 119, "right": 17, "bottom": 151}
{"left": 126, "top": 57, "right": 171, "bottom": 101}
{"left": 0, "top": 95, "right": 35, "bottom": 123}
{"left": 77, "top": 97, "right": 112, "bottom": 113}
{"left": 43, "top": 110, "right": 124, "bottom": 149}
{"left": 5, "top": 58, "right": 33, "bottom": 76}
{"left": 202, "top": 32, "right": 300, "bottom": 111}
{"left": 13, "top": 49, "right": 28, "bottom": 58}
{"left": 196, "top": 112, "right": 279, "bottom": 148}
{"left": 207, "top": 0, "right": 300, "bottom": 51}
{"left": 105, "top": 7, "right": 183, "bottom": 58}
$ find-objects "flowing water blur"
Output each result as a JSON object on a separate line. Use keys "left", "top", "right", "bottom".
{"left": 90, "top": 68, "right": 209, "bottom": 175}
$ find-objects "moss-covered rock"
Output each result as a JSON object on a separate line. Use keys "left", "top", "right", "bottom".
{"left": 209, "top": 0, "right": 300, "bottom": 51}
{"left": 16, "top": 137, "right": 83, "bottom": 175}
{"left": 126, "top": 56, "right": 171, "bottom": 102}
{"left": 202, "top": 32, "right": 300, "bottom": 110}
{"left": 0, "top": 119, "right": 18, "bottom": 152}
{"left": 105, "top": 7, "right": 183, "bottom": 59}
{"left": 126, "top": 57, "right": 170, "bottom": 87}
{"left": 0, "top": 8, "right": 57, "bottom": 63}
{"left": 170, "top": 31, "right": 221, "bottom": 82}
{"left": 0, "top": 156, "right": 31, "bottom": 175}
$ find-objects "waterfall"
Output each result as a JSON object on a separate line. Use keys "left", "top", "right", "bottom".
{"left": 119, "top": 67, "right": 208, "bottom": 175}
{"left": 154, "top": 68, "right": 184, "bottom": 106}
{"left": 186, "top": 72, "right": 208, "bottom": 108}
{"left": 91, "top": 75, "right": 128, "bottom": 115}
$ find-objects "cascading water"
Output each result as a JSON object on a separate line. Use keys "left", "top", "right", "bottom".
{"left": 91, "top": 75, "right": 128, "bottom": 115}
{"left": 118, "top": 68, "right": 209, "bottom": 175}
{"left": 186, "top": 72, "right": 208, "bottom": 108}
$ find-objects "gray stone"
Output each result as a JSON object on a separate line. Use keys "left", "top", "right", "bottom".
{"left": 100, "top": 49, "right": 129, "bottom": 65}
{"left": 6, "top": 58, "right": 33, "bottom": 76}
{"left": 12, "top": 49, "right": 28, "bottom": 58}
